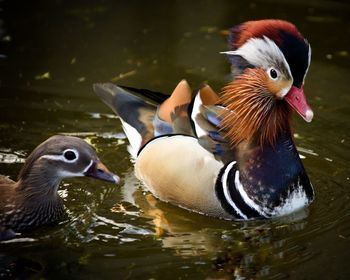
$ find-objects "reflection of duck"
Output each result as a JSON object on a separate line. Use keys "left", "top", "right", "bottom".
{"left": 0, "top": 135, "right": 119, "bottom": 240}
{"left": 119, "top": 170, "right": 310, "bottom": 258}
{"left": 118, "top": 170, "right": 226, "bottom": 255}
{"left": 116, "top": 170, "right": 311, "bottom": 279}
{"left": 95, "top": 19, "right": 315, "bottom": 220}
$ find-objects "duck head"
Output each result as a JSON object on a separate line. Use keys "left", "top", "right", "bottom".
{"left": 220, "top": 19, "right": 313, "bottom": 146}
{"left": 17, "top": 135, "right": 119, "bottom": 195}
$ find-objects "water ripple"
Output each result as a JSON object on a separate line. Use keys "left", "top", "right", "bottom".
{"left": 0, "top": 150, "right": 25, "bottom": 164}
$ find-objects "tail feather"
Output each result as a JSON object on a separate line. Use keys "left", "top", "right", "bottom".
{"left": 119, "top": 85, "right": 170, "bottom": 105}
{"left": 94, "top": 83, "right": 157, "bottom": 156}
{"left": 94, "top": 81, "right": 233, "bottom": 162}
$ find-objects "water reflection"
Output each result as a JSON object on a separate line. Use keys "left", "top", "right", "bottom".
{"left": 116, "top": 170, "right": 313, "bottom": 279}
{"left": 0, "top": 150, "right": 25, "bottom": 164}
{"left": 0, "top": 0, "right": 349, "bottom": 278}
{"left": 0, "top": 126, "right": 348, "bottom": 279}
{"left": 0, "top": 254, "right": 43, "bottom": 279}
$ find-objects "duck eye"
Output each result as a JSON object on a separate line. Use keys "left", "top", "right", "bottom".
{"left": 269, "top": 68, "right": 278, "bottom": 80}
{"left": 63, "top": 150, "right": 77, "bottom": 161}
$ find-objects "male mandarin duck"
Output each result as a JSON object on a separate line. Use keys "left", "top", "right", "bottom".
{"left": 0, "top": 135, "right": 119, "bottom": 240}
{"left": 94, "top": 19, "right": 315, "bottom": 220}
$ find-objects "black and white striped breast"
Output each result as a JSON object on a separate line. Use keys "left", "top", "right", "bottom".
{"left": 215, "top": 161, "right": 314, "bottom": 220}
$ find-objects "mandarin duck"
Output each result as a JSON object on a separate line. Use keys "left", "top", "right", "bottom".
{"left": 0, "top": 135, "right": 119, "bottom": 240}
{"left": 94, "top": 19, "right": 315, "bottom": 220}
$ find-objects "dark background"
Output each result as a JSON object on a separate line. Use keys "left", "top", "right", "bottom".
{"left": 0, "top": 1, "right": 349, "bottom": 279}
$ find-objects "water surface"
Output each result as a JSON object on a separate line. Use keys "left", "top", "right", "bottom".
{"left": 0, "top": 0, "right": 349, "bottom": 279}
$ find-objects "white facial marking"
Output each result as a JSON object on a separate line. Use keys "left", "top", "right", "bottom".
{"left": 303, "top": 43, "right": 312, "bottom": 84}
{"left": 41, "top": 148, "right": 79, "bottom": 163}
{"left": 222, "top": 161, "right": 247, "bottom": 219}
{"left": 58, "top": 170, "right": 84, "bottom": 178}
{"left": 278, "top": 86, "right": 291, "bottom": 99}
{"left": 83, "top": 159, "right": 94, "bottom": 173}
{"left": 221, "top": 36, "right": 292, "bottom": 79}
{"left": 40, "top": 149, "right": 94, "bottom": 178}
{"left": 63, "top": 149, "right": 79, "bottom": 162}
{"left": 55, "top": 159, "right": 93, "bottom": 178}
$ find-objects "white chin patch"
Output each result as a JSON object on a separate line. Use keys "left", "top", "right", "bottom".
{"left": 59, "top": 160, "right": 93, "bottom": 178}
{"left": 279, "top": 86, "right": 291, "bottom": 99}
{"left": 58, "top": 170, "right": 84, "bottom": 178}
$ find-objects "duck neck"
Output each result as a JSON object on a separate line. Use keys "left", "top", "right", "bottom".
{"left": 236, "top": 131, "right": 301, "bottom": 176}
{"left": 237, "top": 131, "right": 313, "bottom": 203}
{"left": 15, "top": 163, "right": 63, "bottom": 208}
{"left": 11, "top": 171, "right": 65, "bottom": 231}
{"left": 216, "top": 132, "right": 314, "bottom": 219}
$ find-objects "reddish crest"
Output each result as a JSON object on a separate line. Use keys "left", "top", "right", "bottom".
{"left": 230, "top": 19, "right": 304, "bottom": 50}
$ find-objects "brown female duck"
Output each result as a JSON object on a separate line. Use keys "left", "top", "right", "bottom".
{"left": 0, "top": 135, "right": 119, "bottom": 240}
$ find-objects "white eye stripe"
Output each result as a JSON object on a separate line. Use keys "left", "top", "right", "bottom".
{"left": 221, "top": 36, "right": 292, "bottom": 80}
{"left": 40, "top": 148, "right": 79, "bottom": 163}
{"left": 303, "top": 44, "right": 312, "bottom": 84}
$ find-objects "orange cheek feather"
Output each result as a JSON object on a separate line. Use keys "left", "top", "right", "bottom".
{"left": 219, "top": 68, "right": 292, "bottom": 147}
{"left": 266, "top": 78, "right": 292, "bottom": 98}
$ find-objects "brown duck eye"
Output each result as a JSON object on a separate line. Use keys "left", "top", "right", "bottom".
{"left": 63, "top": 150, "right": 77, "bottom": 161}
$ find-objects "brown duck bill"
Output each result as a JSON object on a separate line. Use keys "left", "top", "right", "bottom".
{"left": 84, "top": 160, "right": 120, "bottom": 184}
{"left": 285, "top": 85, "right": 314, "bottom": 123}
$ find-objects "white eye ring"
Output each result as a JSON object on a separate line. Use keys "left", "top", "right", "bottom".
{"left": 40, "top": 148, "right": 79, "bottom": 163}
{"left": 268, "top": 67, "right": 279, "bottom": 80}
{"left": 62, "top": 149, "right": 79, "bottom": 162}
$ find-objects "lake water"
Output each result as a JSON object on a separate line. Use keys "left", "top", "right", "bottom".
{"left": 0, "top": 0, "right": 349, "bottom": 279}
